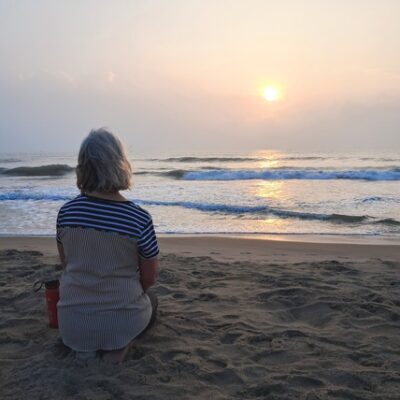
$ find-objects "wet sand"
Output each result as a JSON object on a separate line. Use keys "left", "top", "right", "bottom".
{"left": 0, "top": 236, "right": 399, "bottom": 399}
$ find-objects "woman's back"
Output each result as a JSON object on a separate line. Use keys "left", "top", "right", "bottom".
{"left": 57, "top": 194, "right": 158, "bottom": 351}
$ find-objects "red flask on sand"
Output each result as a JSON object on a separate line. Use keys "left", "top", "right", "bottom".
{"left": 34, "top": 279, "right": 60, "bottom": 328}
{"left": 44, "top": 280, "right": 60, "bottom": 328}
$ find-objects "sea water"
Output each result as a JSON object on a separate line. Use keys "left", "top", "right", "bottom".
{"left": 0, "top": 151, "right": 399, "bottom": 241}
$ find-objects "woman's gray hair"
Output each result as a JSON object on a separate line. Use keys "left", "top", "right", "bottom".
{"left": 76, "top": 128, "right": 132, "bottom": 193}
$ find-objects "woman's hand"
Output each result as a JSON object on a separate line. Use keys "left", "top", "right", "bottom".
{"left": 57, "top": 242, "right": 66, "bottom": 269}
{"left": 139, "top": 256, "right": 159, "bottom": 292}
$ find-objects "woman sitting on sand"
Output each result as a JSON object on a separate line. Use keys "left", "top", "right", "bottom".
{"left": 56, "top": 128, "right": 159, "bottom": 363}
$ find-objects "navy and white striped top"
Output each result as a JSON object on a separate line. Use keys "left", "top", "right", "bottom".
{"left": 56, "top": 194, "right": 159, "bottom": 351}
{"left": 57, "top": 194, "right": 159, "bottom": 259}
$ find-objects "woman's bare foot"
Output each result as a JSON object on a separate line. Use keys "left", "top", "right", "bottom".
{"left": 101, "top": 343, "right": 132, "bottom": 364}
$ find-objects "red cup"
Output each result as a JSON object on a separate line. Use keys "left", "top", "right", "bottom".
{"left": 44, "top": 280, "right": 60, "bottom": 328}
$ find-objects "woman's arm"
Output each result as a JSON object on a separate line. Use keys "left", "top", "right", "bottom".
{"left": 139, "top": 256, "right": 158, "bottom": 292}
{"left": 57, "top": 242, "right": 66, "bottom": 269}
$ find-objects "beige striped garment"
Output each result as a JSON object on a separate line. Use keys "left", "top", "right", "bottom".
{"left": 56, "top": 195, "right": 159, "bottom": 351}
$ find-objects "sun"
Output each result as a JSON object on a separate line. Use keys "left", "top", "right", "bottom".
{"left": 263, "top": 87, "right": 279, "bottom": 102}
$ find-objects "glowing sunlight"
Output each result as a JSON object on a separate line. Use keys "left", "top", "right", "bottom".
{"left": 263, "top": 87, "right": 280, "bottom": 102}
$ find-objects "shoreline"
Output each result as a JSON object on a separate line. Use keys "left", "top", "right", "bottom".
{"left": 2, "top": 231, "right": 399, "bottom": 246}
{"left": 1, "top": 234, "right": 399, "bottom": 263}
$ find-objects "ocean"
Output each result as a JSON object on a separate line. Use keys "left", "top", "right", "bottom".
{"left": 0, "top": 151, "right": 399, "bottom": 241}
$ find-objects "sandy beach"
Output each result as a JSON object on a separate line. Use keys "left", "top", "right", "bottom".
{"left": 1, "top": 236, "right": 399, "bottom": 399}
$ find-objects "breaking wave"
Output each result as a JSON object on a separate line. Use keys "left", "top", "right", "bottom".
{"left": 139, "top": 200, "right": 378, "bottom": 224}
{"left": 0, "top": 192, "right": 71, "bottom": 201}
{"left": 150, "top": 155, "right": 400, "bottom": 163}
{"left": 2, "top": 191, "right": 397, "bottom": 227}
{"left": 126, "top": 200, "right": 400, "bottom": 226}
{"left": 152, "top": 156, "right": 328, "bottom": 162}
{"left": 1, "top": 164, "right": 74, "bottom": 176}
{"left": 180, "top": 168, "right": 400, "bottom": 181}
{"left": 359, "top": 196, "right": 400, "bottom": 204}
{"left": 373, "top": 218, "right": 400, "bottom": 226}
{"left": 0, "top": 158, "right": 22, "bottom": 163}
{"left": 159, "top": 156, "right": 258, "bottom": 162}
{"left": 131, "top": 167, "right": 400, "bottom": 181}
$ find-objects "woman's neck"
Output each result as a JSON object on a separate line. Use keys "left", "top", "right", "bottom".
{"left": 84, "top": 191, "right": 129, "bottom": 202}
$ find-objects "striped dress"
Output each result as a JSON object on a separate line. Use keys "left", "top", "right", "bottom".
{"left": 56, "top": 194, "right": 159, "bottom": 352}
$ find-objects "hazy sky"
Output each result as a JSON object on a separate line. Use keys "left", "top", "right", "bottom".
{"left": 1, "top": 0, "right": 399, "bottom": 155}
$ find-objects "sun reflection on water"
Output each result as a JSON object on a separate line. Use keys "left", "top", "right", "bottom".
{"left": 253, "top": 180, "right": 284, "bottom": 201}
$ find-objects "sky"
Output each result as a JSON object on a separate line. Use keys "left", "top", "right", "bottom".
{"left": 0, "top": 0, "right": 399, "bottom": 155}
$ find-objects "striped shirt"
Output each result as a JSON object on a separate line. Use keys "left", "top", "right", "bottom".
{"left": 57, "top": 194, "right": 159, "bottom": 259}
{"left": 56, "top": 194, "right": 159, "bottom": 351}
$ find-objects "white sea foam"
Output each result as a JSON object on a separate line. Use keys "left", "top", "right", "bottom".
{"left": 182, "top": 168, "right": 400, "bottom": 181}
